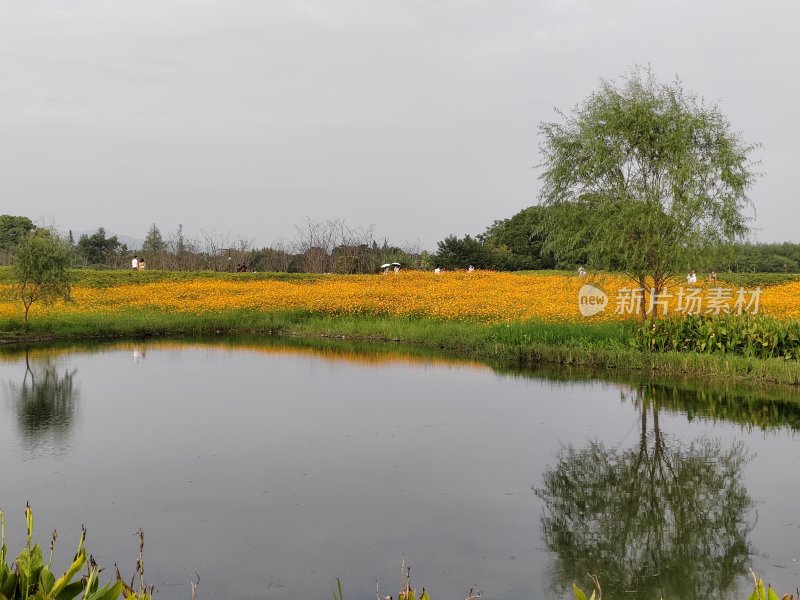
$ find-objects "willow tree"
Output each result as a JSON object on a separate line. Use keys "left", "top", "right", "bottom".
{"left": 538, "top": 66, "right": 759, "bottom": 318}
{"left": 12, "top": 229, "right": 73, "bottom": 331}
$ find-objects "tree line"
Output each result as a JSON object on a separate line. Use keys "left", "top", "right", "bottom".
{"left": 0, "top": 216, "right": 430, "bottom": 274}
{"left": 433, "top": 205, "right": 800, "bottom": 274}
{"left": 3, "top": 207, "right": 798, "bottom": 275}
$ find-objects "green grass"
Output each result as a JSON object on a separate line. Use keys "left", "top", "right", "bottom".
{"left": 2, "top": 308, "right": 798, "bottom": 385}
{"left": 0, "top": 266, "right": 323, "bottom": 287}
{"left": 716, "top": 271, "right": 800, "bottom": 287}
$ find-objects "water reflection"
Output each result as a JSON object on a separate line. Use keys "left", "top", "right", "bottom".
{"left": 0, "top": 335, "right": 489, "bottom": 371}
{"left": 6, "top": 348, "right": 80, "bottom": 454}
{"left": 501, "top": 363, "right": 800, "bottom": 432}
{"left": 0, "top": 338, "right": 797, "bottom": 598}
{"left": 535, "top": 387, "right": 753, "bottom": 599}
{"left": 633, "top": 380, "right": 800, "bottom": 431}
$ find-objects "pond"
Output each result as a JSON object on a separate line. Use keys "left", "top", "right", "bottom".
{"left": 1, "top": 338, "right": 799, "bottom": 599}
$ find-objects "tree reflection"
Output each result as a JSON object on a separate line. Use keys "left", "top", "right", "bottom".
{"left": 7, "top": 349, "right": 79, "bottom": 448}
{"left": 535, "top": 388, "right": 753, "bottom": 599}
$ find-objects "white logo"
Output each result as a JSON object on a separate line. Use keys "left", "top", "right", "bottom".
{"left": 578, "top": 284, "right": 608, "bottom": 317}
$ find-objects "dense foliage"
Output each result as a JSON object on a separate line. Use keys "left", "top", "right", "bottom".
{"left": 0, "top": 216, "right": 37, "bottom": 267}
{"left": 640, "top": 314, "right": 800, "bottom": 359}
{"left": 75, "top": 228, "right": 125, "bottom": 267}
{"left": 715, "top": 241, "right": 800, "bottom": 273}
{"left": 434, "top": 206, "right": 800, "bottom": 274}
{"left": 0, "top": 216, "right": 36, "bottom": 252}
{"left": 434, "top": 206, "right": 559, "bottom": 270}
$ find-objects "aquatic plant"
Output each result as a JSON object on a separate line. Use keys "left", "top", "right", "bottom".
{"left": 0, "top": 505, "right": 155, "bottom": 600}
{"left": 639, "top": 314, "right": 800, "bottom": 359}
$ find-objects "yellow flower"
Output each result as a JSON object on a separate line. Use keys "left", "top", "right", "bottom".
{"left": 0, "top": 272, "right": 795, "bottom": 323}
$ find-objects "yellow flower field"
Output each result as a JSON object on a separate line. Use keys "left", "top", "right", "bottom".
{"left": 0, "top": 271, "right": 798, "bottom": 323}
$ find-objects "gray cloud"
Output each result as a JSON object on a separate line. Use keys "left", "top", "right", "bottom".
{"left": 0, "top": 0, "right": 795, "bottom": 248}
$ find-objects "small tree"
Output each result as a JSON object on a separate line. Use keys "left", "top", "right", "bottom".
{"left": 538, "top": 66, "right": 759, "bottom": 319}
{"left": 13, "top": 229, "right": 73, "bottom": 331}
{"left": 142, "top": 223, "right": 166, "bottom": 253}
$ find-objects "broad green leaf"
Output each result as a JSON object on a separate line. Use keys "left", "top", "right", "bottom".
{"left": 40, "top": 566, "right": 55, "bottom": 593}
{"left": 572, "top": 582, "right": 588, "bottom": 600}
{"left": 767, "top": 586, "right": 781, "bottom": 600}
{"left": 757, "top": 579, "right": 767, "bottom": 600}
{"left": 748, "top": 579, "right": 767, "bottom": 600}
{"left": 1, "top": 572, "right": 17, "bottom": 598}
{"left": 49, "top": 550, "right": 86, "bottom": 598}
{"left": 86, "top": 580, "right": 123, "bottom": 600}
{"left": 55, "top": 580, "right": 85, "bottom": 600}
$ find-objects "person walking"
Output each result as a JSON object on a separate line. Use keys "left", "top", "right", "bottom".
{"left": 131, "top": 256, "right": 139, "bottom": 270}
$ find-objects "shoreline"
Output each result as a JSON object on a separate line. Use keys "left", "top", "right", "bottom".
{"left": 2, "top": 311, "right": 799, "bottom": 386}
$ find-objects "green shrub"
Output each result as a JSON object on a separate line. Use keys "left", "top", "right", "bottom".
{"left": 639, "top": 314, "right": 800, "bottom": 360}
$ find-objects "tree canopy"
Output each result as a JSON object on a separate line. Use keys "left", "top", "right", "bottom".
{"left": 434, "top": 234, "right": 492, "bottom": 269}
{"left": 0, "top": 215, "right": 36, "bottom": 251}
{"left": 538, "top": 66, "right": 759, "bottom": 315}
{"left": 480, "top": 206, "right": 557, "bottom": 270}
{"left": 142, "top": 223, "right": 166, "bottom": 253}
{"left": 77, "top": 228, "right": 123, "bottom": 265}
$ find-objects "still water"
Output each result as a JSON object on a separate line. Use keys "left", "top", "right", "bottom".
{"left": 1, "top": 339, "right": 799, "bottom": 599}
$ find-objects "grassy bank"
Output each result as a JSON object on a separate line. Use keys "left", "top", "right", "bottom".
{"left": 2, "top": 307, "right": 799, "bottom": 385}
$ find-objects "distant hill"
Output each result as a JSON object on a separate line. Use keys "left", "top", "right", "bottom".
{"left": 62, "top": 229, "right": 144, "bottom": 251}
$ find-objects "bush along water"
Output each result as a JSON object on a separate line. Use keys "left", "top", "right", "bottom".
{"left": 639, "top": 314, "right": 800, "bottom": 360}
{"left": 0, "top": 505, "right": 156, "bottom": 600}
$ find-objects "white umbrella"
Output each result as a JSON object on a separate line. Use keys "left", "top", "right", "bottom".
{"left": 380, "top": 263, "right": 392, "bottom": 269}
{"left": 391, "top": 262, "right": 401, "bottom": 266}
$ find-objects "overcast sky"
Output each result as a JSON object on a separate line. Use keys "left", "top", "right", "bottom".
{"left": 1, "top": 0, "right": 797, "bottom": 250}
